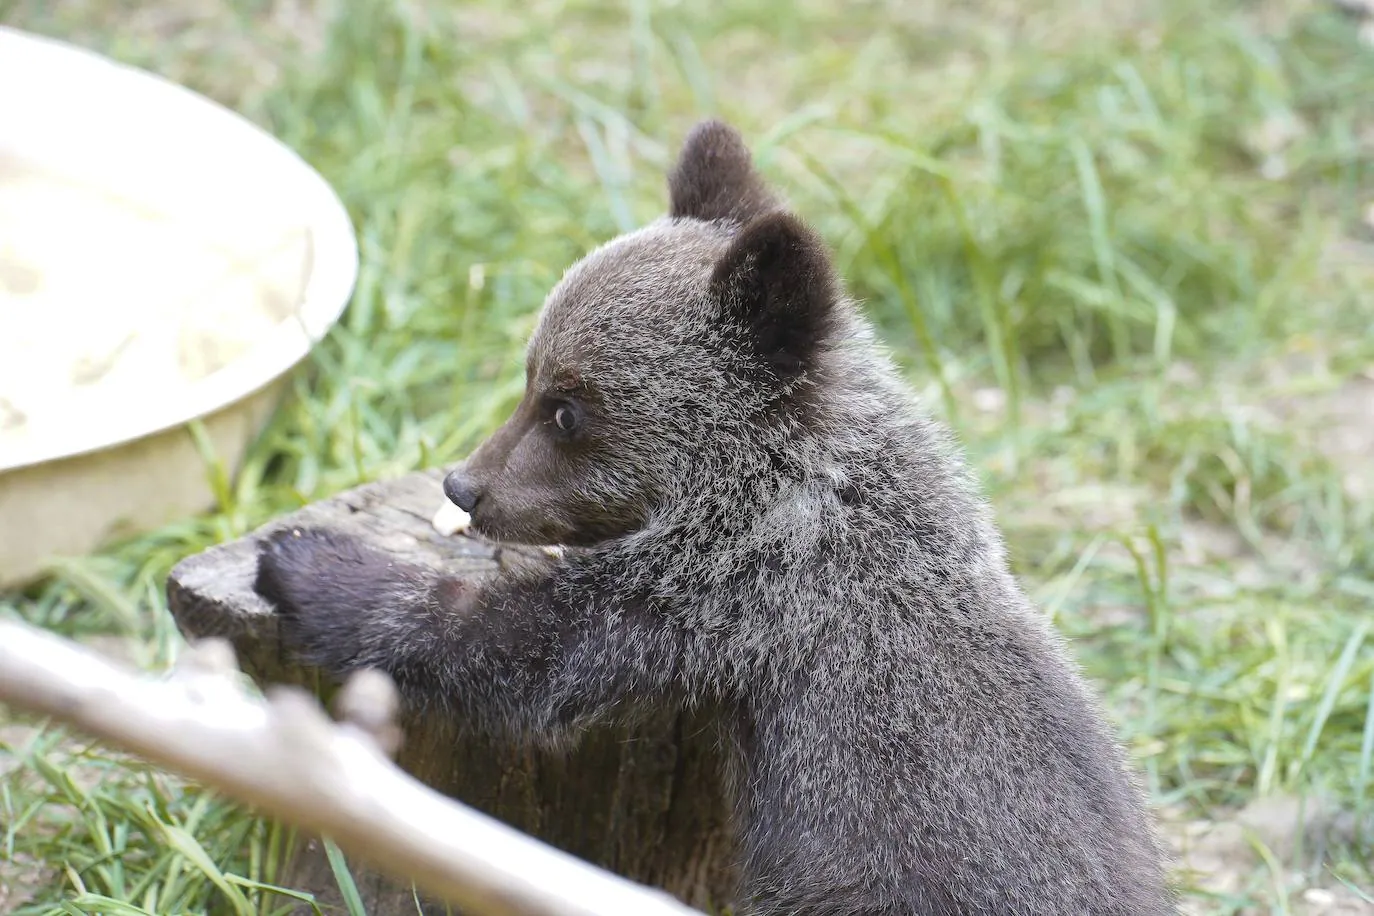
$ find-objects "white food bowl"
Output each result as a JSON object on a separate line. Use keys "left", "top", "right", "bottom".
{"left": 0, "top": 27, "right": 358, "bottom": 587}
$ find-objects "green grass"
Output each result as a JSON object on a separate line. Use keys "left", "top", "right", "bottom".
{"left": 2, "top": 0, "right": 1373, "bottom": 912}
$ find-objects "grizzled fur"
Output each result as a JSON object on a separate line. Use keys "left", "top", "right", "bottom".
{"left": 255, "top": 120, "right": 1175, "bottom": 915}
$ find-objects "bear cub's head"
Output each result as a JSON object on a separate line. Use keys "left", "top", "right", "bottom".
{"left": 444, "top": 120, "right": 852, "bottom": 548}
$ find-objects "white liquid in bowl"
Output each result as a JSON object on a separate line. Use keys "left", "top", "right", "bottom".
{"left": 0, "top": 155, "right": 311, "bottom": 463}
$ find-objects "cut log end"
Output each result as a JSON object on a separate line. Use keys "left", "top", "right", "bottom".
{"left": 165, "top": 468, "right": 737, "bottom": 916}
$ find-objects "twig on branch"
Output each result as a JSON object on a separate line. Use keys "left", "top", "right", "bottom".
{"left": 0, "top": 618, "right": 705, "bottom": 916}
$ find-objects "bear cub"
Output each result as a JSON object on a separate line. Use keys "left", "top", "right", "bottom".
{"left": 254, "top": 120, "right": 1175, "bottom": 915}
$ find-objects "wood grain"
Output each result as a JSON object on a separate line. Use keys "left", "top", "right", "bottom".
{"left": 166, "top": 468, "right": 737, "bottom": 916}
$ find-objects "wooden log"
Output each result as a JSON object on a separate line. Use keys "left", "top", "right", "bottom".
{"left": 166, "top": 468, "right": 737, "bottom": 916}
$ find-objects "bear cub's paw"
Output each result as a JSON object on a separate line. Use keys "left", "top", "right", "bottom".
{"left": 253, "top": 527, "right": 411, "bottom": 676}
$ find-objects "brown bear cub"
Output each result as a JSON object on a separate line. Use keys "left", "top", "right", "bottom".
{"left": 254, "top": 120, "right": 1175, "bottom": 915}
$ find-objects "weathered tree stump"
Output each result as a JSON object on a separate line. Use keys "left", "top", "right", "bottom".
{"left": 166, "top": 468, "right": 736, "bottom": 916}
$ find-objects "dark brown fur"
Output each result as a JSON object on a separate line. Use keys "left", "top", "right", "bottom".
{"left": 255, "top": 119, "right": 1176, "bottom": 915}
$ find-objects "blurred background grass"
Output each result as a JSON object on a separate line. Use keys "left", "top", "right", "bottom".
{"left": 1, "top": 0, "right": 1373, "bottom": 913}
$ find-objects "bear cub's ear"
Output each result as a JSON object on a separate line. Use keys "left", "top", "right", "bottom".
{"left": 668, "top": 119, "right": 778, "bottom": 224}
{"left": 710, "top": 211, "right": 840, "bottom": 381}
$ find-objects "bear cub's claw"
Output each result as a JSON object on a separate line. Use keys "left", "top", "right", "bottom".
{"left": 252, "top": 527, "right": 400, "bottom": 676}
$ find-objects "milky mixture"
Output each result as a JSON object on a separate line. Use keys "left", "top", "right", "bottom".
{"left": 0, "top": 156, "right": 310, "bottom": 466}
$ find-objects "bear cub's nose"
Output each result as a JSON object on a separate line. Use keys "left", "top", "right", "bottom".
{"left": 443, "top": 470, "right": 483, "bottom": 513}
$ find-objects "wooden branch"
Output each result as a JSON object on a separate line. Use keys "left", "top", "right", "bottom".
{"left": 0, "top": 617, "right": 705, "bottom": 916}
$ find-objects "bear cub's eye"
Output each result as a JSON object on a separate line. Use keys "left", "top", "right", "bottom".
{"left": 553, "top": 403, "right": 580, "bottom": 434}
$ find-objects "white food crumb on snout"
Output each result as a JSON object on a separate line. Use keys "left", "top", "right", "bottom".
{"left": 430, "top": 499, "right": 565, "bottom": 558}
{"left": 431, "top": 500, "right": 471, "bottom": 536}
